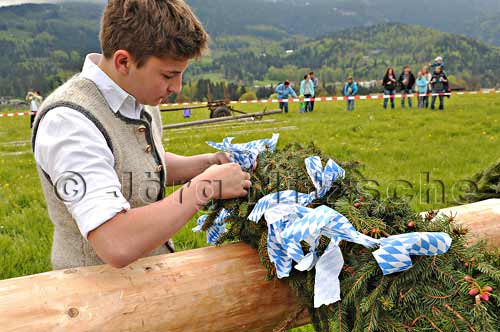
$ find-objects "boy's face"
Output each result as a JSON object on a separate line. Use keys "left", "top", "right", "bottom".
{"left": 127, "top": 56, "right": 189, "bottom": 106}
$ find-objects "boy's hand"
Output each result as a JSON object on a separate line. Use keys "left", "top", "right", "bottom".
{"left": 194, "top": 163, "right": 251, "bottom": 200}
{"left": 210, "top": 151, "right": 257, "bottom": 171}
{"left": 210, "top": 152, "right": 231, "bottom": 165}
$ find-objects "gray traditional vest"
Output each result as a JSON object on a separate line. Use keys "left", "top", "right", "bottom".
{"left": 32, "top": 75, "right": 173, "bottom": 270}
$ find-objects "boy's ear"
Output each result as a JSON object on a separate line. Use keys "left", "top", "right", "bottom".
{"left": 113, "top": 50, "right": 134, "bottom": 75}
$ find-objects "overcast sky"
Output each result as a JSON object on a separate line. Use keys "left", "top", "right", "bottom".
{"left": 0, "top": 0, "right": 105, "bottom": 7}
{"left": 0, "top": 0, "right": 57, "bottom": 7}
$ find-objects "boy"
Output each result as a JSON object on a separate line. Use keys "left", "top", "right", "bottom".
{"left": 343, "top": 76, "right": 358, "bottom": 111}
{"left": 298, "top": 94, "right": 306, "bottom": 113}
{"left": 431, "top": 56, "right": 445, "bottom": 71}
{"left": 32, "top": 0, "right": 251, "bottom": 270}
{"left": 275, "top": 80, "right": 297, "bottom": 113}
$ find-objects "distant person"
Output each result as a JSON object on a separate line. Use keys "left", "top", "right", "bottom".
{"left": 275, "top": 80, "right": 297, "bottom": 113}
{"left": 299, "top": 94, "right": 306, "bottom": 113}
{"left": 382, "top": 67, "right": 397, "bottom": 109}
{"left": 422, "top": 66, "right": 432, "bottom": 108}
{"left": 309, "top": 71, "right": 319, "bottom": 111}
{"left": 416, "top": 71, "right": 428, "bottom": 109}
{"left": 431, "top": 56, "right": 445, "bottom": 72}
{"left": 300, "top": 74, "right": 315, "bottom": 112}
{"left": 430, "top": 66, "right": 448, "bottom": 110}
{"left": 26, "top": 90, "right": 43, "bottom": 128}
{"left": 430, "top": 56, "right": 450, "bottom": 97}
{"left": 343, "top": 76, "right": 358, "bottom": 111}
{"left": 398, "top": 65, "right": 416, "bottom": 109}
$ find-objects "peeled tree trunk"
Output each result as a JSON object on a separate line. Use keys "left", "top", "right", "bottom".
{"left": 0, "top": 199, "right": 498, "bottom": 332}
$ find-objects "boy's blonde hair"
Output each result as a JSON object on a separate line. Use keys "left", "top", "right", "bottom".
{"left": 100, "top": 0, "right": 209, "bottom": 67}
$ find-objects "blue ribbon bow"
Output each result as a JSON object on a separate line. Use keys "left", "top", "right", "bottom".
{"left": 248, "top": 156, "right": 345, "bottom": 222}
{"left": 195, "top": 134, "right": 280, "bottom": 243}
{"left": 206, "top": 133, "right": 279, "bottom": 171}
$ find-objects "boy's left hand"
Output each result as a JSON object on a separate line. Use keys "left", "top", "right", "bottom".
{"left": 210, "top": 152, "right": 258, "bottom": 171}
{"left": 211, "top": 152, "right": 231, "bottom": 165}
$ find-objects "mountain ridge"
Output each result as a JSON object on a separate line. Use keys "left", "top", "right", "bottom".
{"left": 1, "top": 2, "right": 499, "bottom": 96}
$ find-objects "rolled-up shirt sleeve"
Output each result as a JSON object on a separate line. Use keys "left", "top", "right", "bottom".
{"left": 34, "top": 107, "right": 130, "bottom": 239}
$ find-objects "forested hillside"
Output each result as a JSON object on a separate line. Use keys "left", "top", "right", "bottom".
{"left": 188, "top": 0, "right": 500, "bottom": 46}
{"left": 0, "top": 3, "right": 101, "bottom": 96}
{"left": 1, "top": 1, "right": 499, "bottom": 97}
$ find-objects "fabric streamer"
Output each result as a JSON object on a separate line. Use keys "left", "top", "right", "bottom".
{"left": 192, "top": 208, "right": 230, "bottom": 245}
{"left": 194, "top": 134, "right": 281, "bottom": 242}
{"left": 247, "top": 156, "right": 345, "bottom": 222}
{"left": 256, "top": 203, "right": 452, "bottom": 308}
{"left": 206, "top": 133, "right": 280, "bottom": 171}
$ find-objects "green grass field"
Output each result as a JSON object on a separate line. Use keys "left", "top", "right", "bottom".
{"left": 0, "top": 95, "right": 498, "bottom": 285}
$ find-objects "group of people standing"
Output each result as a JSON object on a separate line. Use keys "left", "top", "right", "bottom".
{"left": 275, "top": 71, "right": 318, "bottom": 113}
{"left": 382, "top": 57, "right": 449, "bottom": 111}
{"left": 276, "top": 56, "right": 450, "bottom": 114}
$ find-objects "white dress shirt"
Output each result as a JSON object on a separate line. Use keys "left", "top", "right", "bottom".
{"left": 34, "top": 53, "right": 147, "bottom": 239}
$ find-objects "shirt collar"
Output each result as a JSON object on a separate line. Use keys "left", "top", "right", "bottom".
{"left": 80, "top": 53, "right": 143, "bottom": 119}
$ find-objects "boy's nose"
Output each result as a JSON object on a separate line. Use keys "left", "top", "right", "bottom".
{"left": 168, "top": 76, "right": 183, "bottom": 95}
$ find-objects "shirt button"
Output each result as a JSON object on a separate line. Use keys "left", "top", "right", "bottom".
{"left": 137, "top": 125, "right": 146, "bottom": 133}
{"left": 156, "top": 164, "right": 163, "bottom": 172}
{"left": 145, "top": 145, "right": 152, "bottom": 153}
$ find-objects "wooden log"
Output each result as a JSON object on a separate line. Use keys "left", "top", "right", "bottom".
{"left": 0, "top": 243, "right": 307, "bottom": 332}
{"left": 0, "top": 200, "right": 498, "bottom": 332}
{"left": 162, "top": 109, "right": 282, "bottom": 129}
{"left": 424, "top": 198, "right": 500, "bottom": 248}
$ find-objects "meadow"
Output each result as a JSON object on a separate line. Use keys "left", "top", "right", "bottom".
{"left": 0, "top": 94, "right": 498, "bottom": 283}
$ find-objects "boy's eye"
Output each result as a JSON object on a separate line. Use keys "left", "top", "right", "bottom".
{"left": 163, "top": 74, "right": 174, "bottom": 80}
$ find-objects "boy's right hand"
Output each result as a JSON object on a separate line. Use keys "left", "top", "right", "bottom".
{"left": 194, "top": 163, "right": 251, "bottom": 200}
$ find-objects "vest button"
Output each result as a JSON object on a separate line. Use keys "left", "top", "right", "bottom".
{"left": 145, "top": 145, "right": 152, "bottom": 153}
{"left": 156, "top": 164, "right": 163, "bottom": 172}
{"left": 137, "top": 125, "right": 146, "bottom": 133}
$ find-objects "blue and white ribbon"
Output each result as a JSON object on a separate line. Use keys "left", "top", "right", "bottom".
{"left": 195, "top": 134, "right": 280, "bottom": 244}
{"left": 192, "top": 208, "right": 230, "bottom": 245}
{"left": 261, "top": 204, "right": 452, "bottom": 308}
{"left": 372, "top": 232, "right": 452, "bottom": 275}
{"left": 248, "top": 156, "right": 345, "bottom": 222}
{"left": 206, "top": 133, "right": 279, "bottom": 171}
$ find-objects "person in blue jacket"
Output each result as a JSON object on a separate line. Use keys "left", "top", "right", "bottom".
{"left": 275, "top": 80, "right": 297, "bottom": 113}
{"left": 300, "top": 74, "right": 315, "bottom": 112}
{"left": 343, "top": 76, "right": 358, "bottom": 111}
{"left": 431, "top": 56, "right": 445, "bottom": 71}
